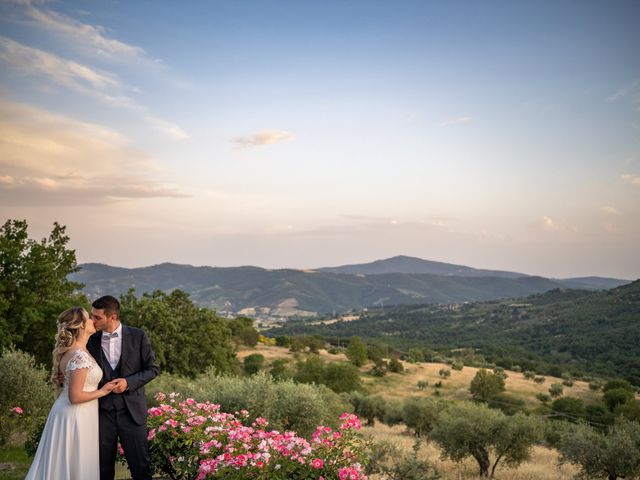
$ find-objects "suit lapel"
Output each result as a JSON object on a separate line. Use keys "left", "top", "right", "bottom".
{"left": 119, "top": 324, "right": 127, "bottom": 373}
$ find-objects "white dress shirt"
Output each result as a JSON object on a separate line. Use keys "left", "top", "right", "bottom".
{"left": 101, "top": 323, "right": 123, "bottom": 370}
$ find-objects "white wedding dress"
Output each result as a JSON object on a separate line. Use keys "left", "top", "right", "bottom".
{"left": 25, "top": 349, "right": 102, "bottom": 480}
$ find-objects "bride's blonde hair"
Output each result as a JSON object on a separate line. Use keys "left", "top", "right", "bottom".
{"left": 50, "top": 307, "right": 88, "bottom": 389}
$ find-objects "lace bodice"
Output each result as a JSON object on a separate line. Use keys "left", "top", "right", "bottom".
{"left": 63, "top": 350, "right": 102, "bottom": 392}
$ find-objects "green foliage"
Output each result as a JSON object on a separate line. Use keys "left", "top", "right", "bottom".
{"left": 451, "top": 361, "right": 464, "bottom": 371}
{"left": 382, "top": 399, "right": 405, "bottom": 427}
{"left": 589, "top": 380, "right": 603, "bottom": 391}
{"left": 407, "top": 347, "right": 425, "bottom": 363}
{"left": 276, "top": 281, "right": 640, "bottom": 385}
{"left": 0, "top": 348, "right": 53, "bottom": 445}
{"left": 417, "top": 380, "right": 429, "bottom": 390}
{"left": 550, "top": 397, "right": 585, "bottom": 422}
{"left": 294, "top": 356, "right": 361, "bottom": 393}
{"left": 120, "top": 289, "right": 237, "bottom": 377}
{"left": 438, "top": 368, "right": 451, "bottom": 379}
{"left": 603, "top": 388, "right": 635, "bottom": 412}
{"left": 603, "top": 379, "right": 634, "bottom": 393}
{"left": 536, "top": 393, "right": 551, "bottom": 404}
{"left": 487, "top": 393, "right": 526, "bottom": 415}
{"left": 402, "top": 397, "right": 443, "bottom": 436}
{"left": 0, "top": 220, "right": 86, "bottom": 367}
{"left": 469, "top": 369, "right": 506, "bottom": 402}
{"left": 243, "top": 353, "right": 265, "bottom": 375}
{"left": 430, "top": 402, "right": 543, "bottom": 478}
{"left": 227, "top": 316, "right": 260, "bottom": 347}
{"left": 533, "top": 375, "right": 546, "bottom": 384}
{"left": 549, "top": 383, "right": 564, "bottom": 398}
{"left": 269, "top": 358, "right": 292, "bottom": 380}
{"left": 146, "top": 371, "right": 349, "bottom": 437}
{"left": 349, "top": 392, "right": 386, "bottom": 426}
{"left": 323, "top": 361, "right": 362, "bottom": 393}
{"left": 614, "top": 399, "right": 640, "bottom": 422}
{"left": 371, "top": 358, "right": 388, "bottom": 377}
{"left": 523, "top": 370, "right": 536, "bottom": 380}
{"left": 346, "top": 336, "right": 368, "bottom": 367}
{"left": 558, "top": 419, "right": 640, "bottom": 480}
{"left": 388, "top": 357, "right": 404, "bottom": 373}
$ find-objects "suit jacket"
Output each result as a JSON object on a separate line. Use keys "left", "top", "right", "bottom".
{"left": 87, "top": 325, "right": 160, "bottom": 425}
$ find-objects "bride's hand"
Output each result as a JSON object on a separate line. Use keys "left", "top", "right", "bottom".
{"left": 99, "top": 380, "right": 119, "bottom": 396}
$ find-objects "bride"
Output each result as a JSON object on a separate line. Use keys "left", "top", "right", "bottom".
{"left": 25, "top": 307, "right": 118, "bottom": 479}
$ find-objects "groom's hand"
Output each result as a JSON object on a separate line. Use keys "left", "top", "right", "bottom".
{"left": 112, "top": 378, "right": 128, "bottom": 394}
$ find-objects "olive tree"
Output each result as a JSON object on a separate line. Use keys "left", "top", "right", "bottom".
{"left": 430, "top": 402, "right": 542, "bottom": 478}
{"left": 469, "top": 369, "right": 505, "bottom": 402}
{"left": 558, "top": 419, "right": 640, "bottom": 480}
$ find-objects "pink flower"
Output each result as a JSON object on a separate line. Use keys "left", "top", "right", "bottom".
{"left": 11, "top": 406, "right": 23, "bottom": 415}
{"left": 312, "top": 458, "right": 324, "bottom": 469}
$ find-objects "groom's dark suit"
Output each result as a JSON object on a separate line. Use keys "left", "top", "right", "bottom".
{"left": 88, "top": 325, "right": 159, "bottom": 480}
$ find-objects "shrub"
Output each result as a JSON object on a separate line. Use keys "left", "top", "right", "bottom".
{"left": 346, "top": 337, "right": 368, "bottom": 367}
{"left": 603, "top": 388, "right": 635, "bottom": 412}
{"left": 367, "top": 439, "right": 440, "bottom": 480}
{"left": 549, "top": 383, "right": 564, "bottom": 398}
{"left": 0, "top": 348, "right": 53, "bottom": 445}
{"left": 138, "top": 393, "right": 369, "bottom": 480}
{"left": 534, "top": 376, "right": 546, "bottom": 384}
{"left": 269, "top": 358, "right": 292, "bottom": 380}
{"left": 388, "top": 357, "right": 404, "bottom": 373}
{"left": 323, "top": 362, "right": 362, "bottom": 393}
{"left": 589, "top": 380, "right": 603, "bottom": 391}
{"left": 382, "top": 399, "right": 405, "bottom": 427}
{"left": 438, "top": 368, "right": 451, "bottom": 379}
{"left": 451, "top": 361, "right": 464, "bottom": 371}
{"left": 243, "top": 353, "right": 265, "bottom": 375}
{"left": 550, "top": 397, "right": 585, "bottom": 423}
{"left": 603, "top": 379, "right": 634, "bottom": 393}
{"left": 523, "top": 371, "right": 536, "bottom": 380}
{"left": 536, "top": 393, "right": 551, "bottom": 404}
{"left": 417, "top": 380, "right": 429, "bottom": 391}
{"left": 350, "top": 393, "right": 386, "bottom": 426}
{"left": 146, "top": 371, "right": 349, "bottom": 437}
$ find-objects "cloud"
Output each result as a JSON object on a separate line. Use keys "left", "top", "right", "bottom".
{"left": 11, "top": 1, "right": 154, "bottom": 64}
{"left": 0, "top": 37, "right": 187, "bottom": 140}
{"left": 608, "top": 81, "right": 640, "bottom": 111}
{"left": 438, "top": 116, "right": 472, "bottom": 127}
{"left": 601, "top": 206, "right": 623, "bottom": 216}
{"left": 233, "top": 130, "right": 294, "bottom": 148}
{"left": 0, "top": 98, "right": 186, "bottom": 205}
{"left": 621, "top": 174, "right": 640, "bottom": 186}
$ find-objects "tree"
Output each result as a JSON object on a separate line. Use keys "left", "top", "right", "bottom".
{"left": 550, "top": 397, "right": 586, "bottom": 422}
{"left": 243, "top": 353, "right": 265, "bottom": 375}
{"left": 603, "top": 388, "right": 635, "bottom": 412}
{"left": 350, "top": 392, "right": 386, "bottom": 426}
{"left": 228, "top": 317, "right": 259, "bottom": 347}
{"left": 402, "top": 397, "right": 443, "bottom": 437}
{"left": 549, "top": 383, "right": 564, "bottom": 398}
{"left": 346, "top": 336, "right": 368, "bottom": 367}
{"left": 430, "top": 402, "right": 542, "bottom": 478}
{"left": 269, "top": 358, "right": 291, "bottom": 380}
{"left": 470, "top": 369, "right": 505, "bottom": 402}
{"left": 0, "top": 220, "right": 87, "bottom": 366}
{"left": 323, "top": 361, "right": 362, "bottom": 393}
{"left": 120, "top": 289, "right": 237, "bottom": 377}
{"left": 558, "top": 419, "right": 640, "bottom": 480}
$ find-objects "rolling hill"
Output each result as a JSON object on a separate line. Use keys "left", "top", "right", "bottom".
{"left": 70, "top": 257, "right": 630, "bottom": 317}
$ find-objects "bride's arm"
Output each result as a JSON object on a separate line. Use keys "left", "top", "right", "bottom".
{"left": 68, "top": 368, "right": 117, "bottom": 404}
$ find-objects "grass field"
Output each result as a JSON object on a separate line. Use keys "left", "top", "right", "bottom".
{"left": 237, "top": 345, "right": 603, "bottom": 409}
{"left": 364, "top": 423, "right": 578, "bottom": 480}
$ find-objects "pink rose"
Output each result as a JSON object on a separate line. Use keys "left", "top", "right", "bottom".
{"left": 12, "top": 406, "right": 23, "bottom": 415}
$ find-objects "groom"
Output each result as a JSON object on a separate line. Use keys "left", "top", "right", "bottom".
{"left": 88, "top": 295, "right": 160, "bottom": 480}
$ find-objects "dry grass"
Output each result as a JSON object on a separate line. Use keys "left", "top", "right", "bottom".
{"left": 238, "top": 346, "right": 602, "bottom": 408}
{"left": 364, "top": 423, "right": 578, "bottom": 480}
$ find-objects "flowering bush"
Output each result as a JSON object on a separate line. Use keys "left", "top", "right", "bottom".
{"left": 124, "top": 392, "right": 368, "bottom": 480}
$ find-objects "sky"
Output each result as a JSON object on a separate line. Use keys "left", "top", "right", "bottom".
{"left": 0, "top": 0, "right": 639, "bottom": 279}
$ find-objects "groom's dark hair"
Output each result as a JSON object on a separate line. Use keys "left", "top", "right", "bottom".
{"left": 92, "top": 295, "right": 120, "bottom": 319}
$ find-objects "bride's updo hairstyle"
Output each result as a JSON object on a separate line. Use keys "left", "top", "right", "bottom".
{"left": 50, "top": 307, "right": 88, "bottom": 388}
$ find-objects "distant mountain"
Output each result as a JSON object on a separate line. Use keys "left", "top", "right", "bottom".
{"left": 318, "top": 255, "right": 525, "bottom": 278}
{"left": 71, "top": 258, "right": 630, "bottom": 317}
